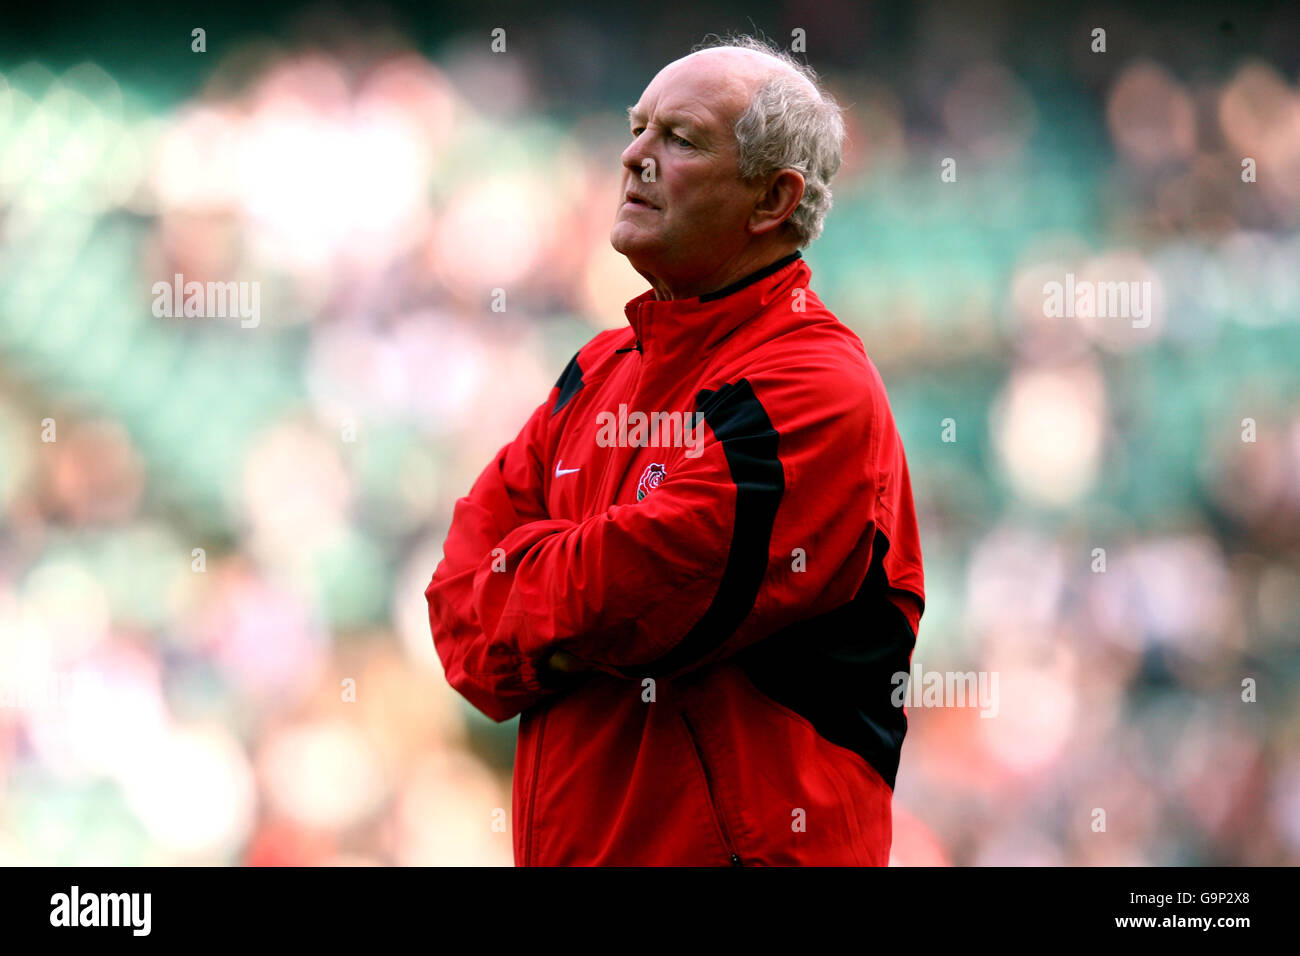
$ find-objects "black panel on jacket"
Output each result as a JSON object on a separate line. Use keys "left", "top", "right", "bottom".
{"left": 552, "top": 352, "right": 584, "bottom": 415}
{"left": 626, "top": 379, "right": 784, "bottom": 678}
{"left": 735, "top": 530, "right": 918, "bottom": 790}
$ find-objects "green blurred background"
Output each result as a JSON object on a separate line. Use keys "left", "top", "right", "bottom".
{"left": 0, "top": 0, "right": 1297, "bottom": 864}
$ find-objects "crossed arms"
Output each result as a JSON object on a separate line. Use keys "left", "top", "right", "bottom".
{"left": 425, "top": 363, "right": 887, "bottom": 722}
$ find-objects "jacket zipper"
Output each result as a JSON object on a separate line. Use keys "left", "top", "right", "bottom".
{"left": 522, "top": 708, "right": 548, "bottom": 866}
{"left": 680, "top": 712, "right": 744, "bottom": 866}
{"left": 591, "top": 347, "right": 644, "bottom": 510}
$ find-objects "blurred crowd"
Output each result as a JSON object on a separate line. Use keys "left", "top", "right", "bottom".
{"left": 0, "top": 2, "right": 1297, "bottom": 864}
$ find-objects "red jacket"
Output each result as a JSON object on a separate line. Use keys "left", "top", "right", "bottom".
{"left": 426, "top": 251, "right": 925, "bottom": 865}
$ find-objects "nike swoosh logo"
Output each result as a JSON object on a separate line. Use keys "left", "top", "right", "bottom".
{"left": 555, "top": 462, "right": 581, "bottom": 477}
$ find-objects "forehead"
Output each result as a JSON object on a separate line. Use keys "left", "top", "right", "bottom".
{"left": 628, "top": 51, "right": 766, "bottom": 130}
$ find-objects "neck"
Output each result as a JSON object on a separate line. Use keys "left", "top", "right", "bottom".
{"left": 641, "top": 243, "right": 802, "bottom": 301}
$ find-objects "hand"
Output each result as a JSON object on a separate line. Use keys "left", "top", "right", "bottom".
{"left": 538, "top": 648, "right": 596, "bottom": 684}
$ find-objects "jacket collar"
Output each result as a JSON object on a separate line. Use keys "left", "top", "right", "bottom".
{"left": 622, "top": 251, "right": 807, "bottom": 365}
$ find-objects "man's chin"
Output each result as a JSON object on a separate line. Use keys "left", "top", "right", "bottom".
{"left": 609, "top": 226, "right": 662, "bottom": 263}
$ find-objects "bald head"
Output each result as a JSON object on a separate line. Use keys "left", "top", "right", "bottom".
{"left": 678, "top": 45, "right": 821, "bottom": 102}
{"left": 639, "top": 47, "right": 821, "bottom": 146}
{"left": 610, "top": 36, "right": 845, "bottom": 299}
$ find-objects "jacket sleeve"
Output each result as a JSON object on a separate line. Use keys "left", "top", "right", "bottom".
{"left": 425, "top": 376, "right": 565, "bottom": 722}
{"left": 470, "top": 364, "right": 902, "bottom": 680}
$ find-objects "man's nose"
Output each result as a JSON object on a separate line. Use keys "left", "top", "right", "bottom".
{"left": 621, "top": 132, "right": 653, "bottom": 176}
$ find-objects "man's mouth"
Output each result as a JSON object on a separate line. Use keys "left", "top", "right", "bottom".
{"left": 624, "top": 192, "right": 658, "bottom": 209}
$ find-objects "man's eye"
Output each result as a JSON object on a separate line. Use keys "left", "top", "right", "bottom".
{"left": 629, "top": 127, "right": 690, "bottom": 147}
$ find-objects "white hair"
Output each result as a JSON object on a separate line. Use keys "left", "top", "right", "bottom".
{"left": 693, "top": 34, "right": 846, "bottom": 247}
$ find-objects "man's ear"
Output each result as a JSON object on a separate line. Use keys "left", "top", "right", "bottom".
{"left": 748, "top": 169, "right": 806, "bottom": 236}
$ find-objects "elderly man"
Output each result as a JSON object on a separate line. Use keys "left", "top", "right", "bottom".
{"left": 426, "top": 36, "right": 925, "bottom": 865}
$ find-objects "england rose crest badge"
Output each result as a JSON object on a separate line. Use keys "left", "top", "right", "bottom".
{"left": 637, "top": 463, "right": 666, "bottom": 501}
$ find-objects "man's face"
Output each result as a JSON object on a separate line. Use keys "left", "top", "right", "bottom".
{"left": 610, "top": 51, "right": 768, "bottom": 288}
